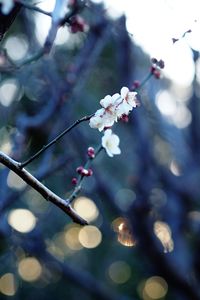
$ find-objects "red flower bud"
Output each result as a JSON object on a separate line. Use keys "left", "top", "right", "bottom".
{"left": 82, "top": 169, "right": 87, "bottom": 176}
{"left": 120, "top": 114, "right": 129, "bottom": 123}
{"left": 87, "top": 147, "right": 95, "bottom": 158}
{"left": 132, "top": 80, "right": 140, "bottom": 89}
{"left": 70, "top": 16, "right": 87, "bottom": 33}
{"left": 87, "top": 168, "right": 93, "bottom": 176}
{"left": 153, "top": 69, "right": 161, "bottom": 79}
{"left": 150, "top": 66, "right": 156, "bottom": 74}
{"left": 76, "top": 166, "right": 84, "bottom": 174}
{"left": 71, "top": 177, "right": 78, "bottom": 185}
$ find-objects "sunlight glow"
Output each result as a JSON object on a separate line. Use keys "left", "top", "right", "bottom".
{"left": 8, "top": 209, "right": 37, "bottom": 233}
{"left": 155, "top": 90, "right": 192, "bottom": 129}
{"left": 171, "top": 105, "right": 192, "bottom": 128}
{"left": 104, "top": 0, "right": 200, "bottom": 85}
{"left": 156, "top": 90, "right": 177, "bottom": 117}
{"left": 34, "top": 0, "right": 200, "bottom": 84}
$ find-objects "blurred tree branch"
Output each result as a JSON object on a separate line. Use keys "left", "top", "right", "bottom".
{"left": 0, "top": 151, "right": 87, "bottom": 225}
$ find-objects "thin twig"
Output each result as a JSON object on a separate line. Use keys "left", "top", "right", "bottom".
{"left": 20, "top": 114, "right": 94, "bottom": 168}
{"left": 15, "top": 0, "right": 52, "bottom": 17}
{"left": 68, "top": 145, "right": 103, "bottom": 203}
{"left": 0, "top": 151, "right": 87, "bottom": 225}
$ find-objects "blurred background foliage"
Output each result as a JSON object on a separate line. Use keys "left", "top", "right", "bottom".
{"left": 0, "top": 1, "right": 200, "bottom": 300}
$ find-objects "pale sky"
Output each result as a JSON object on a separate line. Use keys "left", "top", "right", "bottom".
{"left": 95, "top": 0, "right": 200, "bottom": 86}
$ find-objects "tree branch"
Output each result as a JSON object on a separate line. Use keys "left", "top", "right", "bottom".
{"left": 0, "top": 151, "right": 87, "bottom": 225}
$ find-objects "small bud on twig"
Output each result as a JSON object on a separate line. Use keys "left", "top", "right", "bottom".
{"left": 87, "top": 147, "right": 95, "bottom": 159}
{"left": 71, "top": 177, "right": 78, "bottom": 185}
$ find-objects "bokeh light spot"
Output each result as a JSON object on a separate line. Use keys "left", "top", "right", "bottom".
{"left": 4, "top": 35, "right": 28, "bottom": 61}
{"left": 0, "top": 79, "right": 20, "bottom": 107}
{"left": 79, "top": 225, "right": 102, "bottom": 249}
{"left": 64, "top": 226, "right": 83, "bottom": 251}
{"left": 18, "top": 257, "right": 42, "bottom": 282}
{"left": 0, "top": 273, "right": 17, "bottom": 296}
{"left": 7, "top": 171, "right": 27, "bottom": 190}
{"left": 114, "top": 189, "right": 136, "bottom": 211}
{"left": 169, "top": 160, "right": 181, "bottom": 176}
{"left": 108, "top": 261, "right": 131, "bottom": 284}
{"left": 149, "top": 188, "right": 167, "bottom": 207}
{"left": 73, "top": 197, "right": 99, "bottom": 222}
{"left": 112, "top": 218, "right": 136, "bottom": 247}
{"left": 143, "top": 276, "right": 168, "bottom": 299}
{"left": 154, "top": 221, "right": 174, "bottom": 253}
{"left": 8, "top": 209, "right": 37, "bottom": 233}
{"left": 156, "top": 90, "right": 177, "bottom": 117}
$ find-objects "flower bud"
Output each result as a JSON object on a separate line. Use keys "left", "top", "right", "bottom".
{"left": 153, "top": 69, "right": 161, "bottom": 79}
{"left": 132, "top": 80, "right": 140, "bottom": 89}
{"left": 71, "top": 177, "right": 78, "bottom": 185}
{"left": 76, "top": 166, "right": 84, "bottom": 174}
{"left": 70, "top": 15, "right": 87, "bottom": 33}
{"left": 87, "top": 168, "right": 93, "bottom": 177}
{"left": 87, "top": 147, "right": 95, "bottom": 159}
{"left": 120, "top": 114, "right": 129, "bottom": 123}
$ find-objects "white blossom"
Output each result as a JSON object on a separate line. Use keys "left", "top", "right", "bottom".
{"left": 89, "top": 86, "right": 138, "bottom": 131}
{"left": 100, "top": 95, "right": 114, "bottom": 109}
{"left": 101, "top": 112, "right": 115, "bottom": 128}
{"left": 120, "top": 87, "right": 138, "bottom": 108}
{"left": 116, "top": 101, "right": 132, "bottom": 116}
{"left": 89, "top": 109, "right": 105, "bottom": 131}
{"left": 0, "top": 0, "right": 14, "bottom": 14}
{"left": 100, "top": 94, "right": 119, "bottom": 121}
{"left": 102, "top": 129, "right": 121, "bottom": 157}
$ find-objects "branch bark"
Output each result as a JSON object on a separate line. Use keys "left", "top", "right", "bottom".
{"left": 0, "top": 151, "right": 87, "bottom": 225}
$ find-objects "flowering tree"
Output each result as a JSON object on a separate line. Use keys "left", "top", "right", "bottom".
{"left": 0, "top": 1, "right": 200, "bottom": 300}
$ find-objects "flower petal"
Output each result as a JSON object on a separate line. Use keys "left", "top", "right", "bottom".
{"left": 101, "top": 129, "right": 121, "bottom": 157}
{"left": 120, "top": 87, "right": 129, "bottom": 98}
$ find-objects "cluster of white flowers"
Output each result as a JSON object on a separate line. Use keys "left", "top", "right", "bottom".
{"left": 89, "top": 87, "right": 138, "bottom": 157}
{"left": 89, "top": 87, "right": 137, "bottom": 132}
{"left": 0, "top": 0, "right": 14, "bottom": 14}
